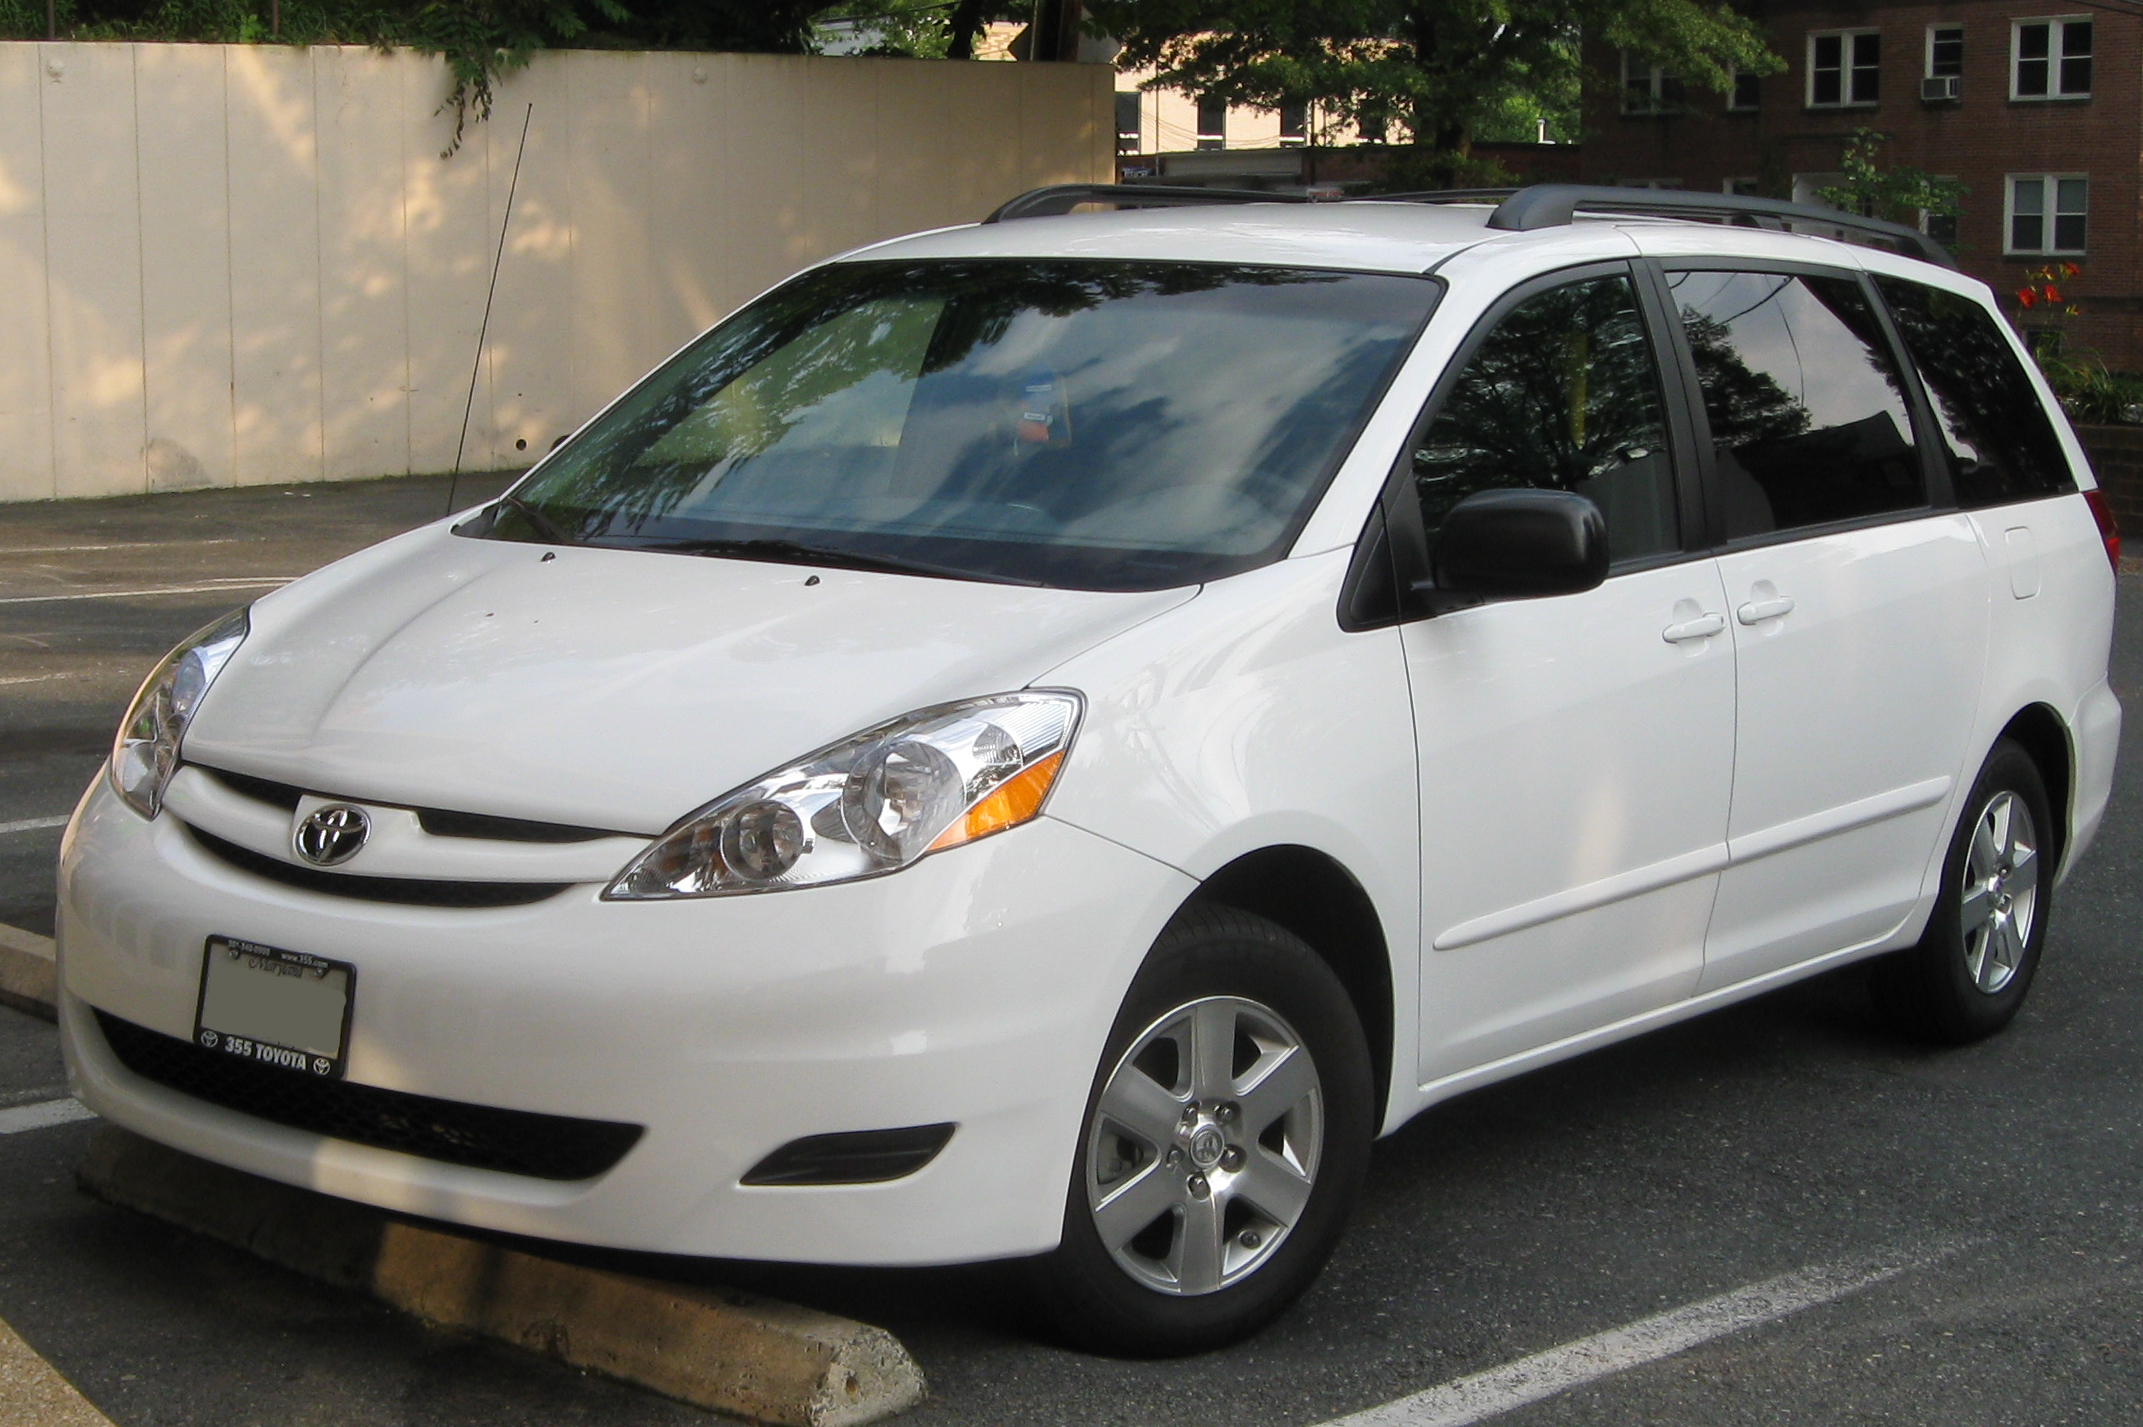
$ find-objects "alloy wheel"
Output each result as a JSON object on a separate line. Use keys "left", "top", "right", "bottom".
{"left": 1084, "top": 995, "right": 1323, "bottom": 1296}
{"left": 1960, "top": 789, "right": 2039, "bottom": 994}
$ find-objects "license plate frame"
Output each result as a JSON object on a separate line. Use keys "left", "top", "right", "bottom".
{"left": 193, "top": 936, "right": 355, "bottom": 1080}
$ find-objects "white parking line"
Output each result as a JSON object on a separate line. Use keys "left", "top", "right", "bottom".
{"left": 0, "top": 1098, "right": 95, "bottom": 1135}
{"left": 0, "top": 538, "right": 238, "bottom": 555}
{"left": 0, "top": 577, "right": 294, "bottom": 605}
{"left": 1318, "top": 1251, "right": 1924, "bottom": 1427}
{"left": 0, "top": 816, "right": 70, "bottom": 836}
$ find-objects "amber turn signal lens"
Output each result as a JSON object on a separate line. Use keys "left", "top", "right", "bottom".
{"left": 929, "top": 751, "right": 1066, "bottom": 852}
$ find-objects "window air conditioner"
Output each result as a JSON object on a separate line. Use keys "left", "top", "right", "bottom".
{"left": 1922, "top": 75, "right": 1963, "bottom": 101}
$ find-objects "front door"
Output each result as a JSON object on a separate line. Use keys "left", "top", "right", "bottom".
{"left": 1658, "top": 266, "right": 1991, "bottom": 992}
{"left": 1396, "top": 266, "right": 1738, "bottom": 1084}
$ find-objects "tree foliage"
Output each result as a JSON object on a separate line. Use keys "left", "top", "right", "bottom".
{"left": 3, "top": 0, "right": 833, "bottom": 153}
{"left": 1813, "top": 127, "right": 1964, "bottom": 231}
{"left": 1086, "top": 0, "right": 1776, "bottom": 152}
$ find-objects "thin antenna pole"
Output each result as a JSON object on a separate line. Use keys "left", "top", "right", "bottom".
{"left": 448, "top": 102, "right": 533, "bottom": 517}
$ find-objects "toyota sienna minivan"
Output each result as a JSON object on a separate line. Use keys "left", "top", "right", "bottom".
{"left": 57, "top": 185, "right": 2122, "bottom": 1353}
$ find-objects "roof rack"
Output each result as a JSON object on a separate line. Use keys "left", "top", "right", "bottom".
{"left": 984, "top": 183, "right": 1314, "bottom": 224}
{"left": 982, "top": 180, "right": 1957, "bottom": 269}
{"left": 1388, "top": 184, "right": 1958, "bottom": 269}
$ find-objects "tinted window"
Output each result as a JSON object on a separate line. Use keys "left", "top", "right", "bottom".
{"left": 1874, "top": 275, "right": 2076, "bottom": 506}
{"left": 492, "top": 260, "right": 1439, "bottom": 591}
{"left": 1411, "top": 274, "right": 1678, "bottom": 564}
{"left": 1668, "top": 270, "right": 1923, "bottom": 537}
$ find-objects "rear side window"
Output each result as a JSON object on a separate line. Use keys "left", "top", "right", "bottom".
{"left": 1668, "top": 269, "right": 1924, "bottom": 538}
{"left": 1873, "top": 276, "right": 2077, "bottom": 506}
{"left": 1411, "top": 273, "right": 1679, "bottom": 565}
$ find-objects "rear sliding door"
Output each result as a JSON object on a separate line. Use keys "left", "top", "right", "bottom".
{"left": 1658, "top": 263, "right": 1991, "bottom": 992}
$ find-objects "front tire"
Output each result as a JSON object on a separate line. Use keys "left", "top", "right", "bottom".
{"left": 1872, "top": 739, "right": 2054, "bottom": 1044}
{"left": 1030, "top": 907, "right": 1373, "bottom": 1356}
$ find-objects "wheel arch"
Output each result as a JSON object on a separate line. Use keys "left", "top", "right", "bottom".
{"left": 1996, "top": 702, "right": 2073, "bottom": 872}
{"left": 1183, "top": 845, "right": 1395, "bottom": 1126}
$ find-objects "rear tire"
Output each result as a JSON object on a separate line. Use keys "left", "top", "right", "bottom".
{"left": 1029, "top": 907, "right": 1373, "bottom": 1357}
{"left": 1871, "top": 739, "right": 2053, "bottom": 1044}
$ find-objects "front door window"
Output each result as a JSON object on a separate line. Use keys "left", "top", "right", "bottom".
{"left": 1411, "top": 273, "right": 1679, "bottom": 565}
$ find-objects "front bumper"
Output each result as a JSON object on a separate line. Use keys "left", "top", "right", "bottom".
{"left": 58, "top": 776, "right": 1194, "bottom": 1265}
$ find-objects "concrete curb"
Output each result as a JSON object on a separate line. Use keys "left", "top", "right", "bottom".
{"left": 78, "top": 1126, "right": 927, "bottom": 1426}
{"left": 0, "top": 923, "right": 56, "bottom": 1021}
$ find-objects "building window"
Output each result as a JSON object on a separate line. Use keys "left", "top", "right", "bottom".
{"left": 1922, "top": 25, "right": 1964, "bottom": 100}
{"left": 1809, "top": 30, "right": 1880, "bottom": 107}
{"left": 1196, "top": 97, "right": 1227, "bottom": 149}
{"left": 1724, "top": 177, "right": 1762, "bottom": 197}
{"left": 1114, "top": 92, "right": 1141, "bottom": 154}
{"left": 1621, "top": 52, "right": 1685, "bottom": 114}
{"left": 2007, "top": 174, "right": 2087, "bottom": 253}
{"left": 1927, "top": 25, "right": 1963, "bottom": 78}
{"left": 2013, "top": 18, "right": 2090, "bottom": 99}
{"left": 1728, "top": 67, "right": 1761, "bottom": 111}
{"left": 1278, "top": 101, "right": 1308, "bottom": 145}
{"left": 1921, "top": 202, "right": 1960, "bottom": 250}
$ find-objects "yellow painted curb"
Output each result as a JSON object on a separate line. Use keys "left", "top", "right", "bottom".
{"left": 0, "top": 1316, "right": 115, "bottom": 1427}
{"left": 0, "top": 924, "right": 56, "bottom": 1022}
{"left": 78, "top": 1127, "right": 926, "bottom": 1426}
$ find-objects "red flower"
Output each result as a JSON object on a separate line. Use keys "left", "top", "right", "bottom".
{"left": 2043, "top": 285, "right": 2063, "bottom": 303}
{"left": 2017, "top": 288, "right": 2038, "bottom": 307}
{"left": 2061, "top": 262, "right": 2081, "bottom": 278}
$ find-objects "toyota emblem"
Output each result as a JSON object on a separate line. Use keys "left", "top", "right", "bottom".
{"left": 295, "top": 804, "right": 370, "bottom": 866}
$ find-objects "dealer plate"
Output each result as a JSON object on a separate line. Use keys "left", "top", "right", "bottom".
{"left": 194, "top": 937, "right": 354, "bottom": 1079}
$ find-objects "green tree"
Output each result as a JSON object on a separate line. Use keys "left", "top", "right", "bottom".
{"left": 1086, "top": 0, "right": 1775, "bottom": 160}
{"left": 3, "top": 0, "right": 832, "bottom": 153}
{"left": 1814, "top": 127, "right": 1965, "bottom": 240}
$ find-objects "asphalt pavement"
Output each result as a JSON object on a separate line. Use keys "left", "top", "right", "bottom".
{"left": 0, "top": 483, "right": 2138, "bottom": 1425}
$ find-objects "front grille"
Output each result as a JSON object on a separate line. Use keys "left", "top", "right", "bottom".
{"left": 198, "top": 765, "right": 626, "bottom": 843}
{"left": 415, "top": 807, "right": 620, "bottom": 844}
{"left": 183, "top": 825, "right": 572, "bottom": 909}
{"left": 207, "top": 766, "right": 303, "bottom": 810}
{"left": 95, "top": 1011, "right": 644, "bottom": 1181}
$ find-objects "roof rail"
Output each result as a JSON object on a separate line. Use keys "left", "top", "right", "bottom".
{"left": 1388, "top": 184, "right": 1957, "bottom": 269}
{"left": 985, "top": 183, "right": 1314, "bottom": 224}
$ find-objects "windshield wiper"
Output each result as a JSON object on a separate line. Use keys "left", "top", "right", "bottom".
{"left": 494, "top": 493, "right": 573, "bottom": 545}
{"left": 631, "top": 537, "right": 1046, "bottom": 587}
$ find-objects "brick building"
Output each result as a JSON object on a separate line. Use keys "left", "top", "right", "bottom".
{"left": 1580, "top": 2, "right": 2143, "bottom": 368}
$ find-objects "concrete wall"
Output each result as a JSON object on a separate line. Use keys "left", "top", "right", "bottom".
{"left": 0, "top": 43, "right": 1115, "bottom": 501}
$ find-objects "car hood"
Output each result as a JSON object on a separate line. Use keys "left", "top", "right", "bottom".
{"left": 185, "top": 525, "right": 1195, "bottom": 834}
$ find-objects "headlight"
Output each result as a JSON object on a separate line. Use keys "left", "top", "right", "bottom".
{"left": 605, "top": 690, "right": 1082, "bottom": 900}
{"left": 110, "top": 609, "right": 249, "bottom": 819}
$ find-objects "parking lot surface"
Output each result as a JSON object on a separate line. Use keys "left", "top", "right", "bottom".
{"left": 1, "top": 480, "right": 2139, "bottom": 1426}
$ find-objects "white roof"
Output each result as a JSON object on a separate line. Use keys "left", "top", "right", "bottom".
{"left": 843, "top": 196, "right": 1964, "bottom": 282}
{"left": 846, "top": 200, "right": 1505, "bottom": 273}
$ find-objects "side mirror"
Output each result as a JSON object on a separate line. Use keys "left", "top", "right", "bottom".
{"left": 1427, "top": 488, "right": 1608, "bottom": 607}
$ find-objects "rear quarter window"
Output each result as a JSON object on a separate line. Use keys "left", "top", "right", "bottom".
{"left": 1873, "top": 276, "right": 2077, "bottom": 507}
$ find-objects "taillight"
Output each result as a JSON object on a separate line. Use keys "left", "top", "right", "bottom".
{"left": 2084, "top": 488, "right": 2121, "bottom": 572}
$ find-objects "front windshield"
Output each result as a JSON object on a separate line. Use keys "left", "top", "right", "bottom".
{"left": 480, "top": 259, "right": 1440, "bottom": 591}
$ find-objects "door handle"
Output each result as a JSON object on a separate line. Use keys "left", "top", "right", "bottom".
{"left": 1662, "top": 611, "right": 1727, "bottom": 643}
{"left": 1736, "top": 595, "right": 1795, "bottom": 625}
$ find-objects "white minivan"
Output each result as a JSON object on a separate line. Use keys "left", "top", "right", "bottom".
{"left": 58, "top": 185, "right": 2122, "bottom": 1353}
